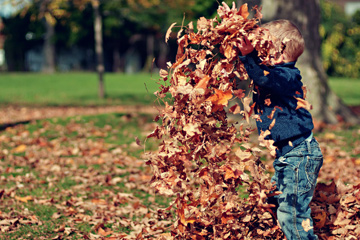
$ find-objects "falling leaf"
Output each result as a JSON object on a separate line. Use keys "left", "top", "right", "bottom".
{"left": 239, "top": 3, "right": 249, "bottom": 19}
{"left": 135, "top": 136, "right": 142, "bottom": 147}
{"left": 263, "top": 70, "right": 270, "bottom": 76}
{"left": 295, "top": 97, "right": 312, "bottom": 111}
{"left": 165, "top": 22, "right": 177, "bottom": 43}
{"left": 206, "top": 89, "right": 233, "bottom": 107}
{"left": 159, "top": 69, "right": 168, "bottom": 79}
{"left": 264, "top": 98, "right": 271, "bottom": 106}
{"left": 194, "top": 75, "right": 211, "bottom": 92}
{"left": 301, "top": 219, "right": 313, "bottom": 232}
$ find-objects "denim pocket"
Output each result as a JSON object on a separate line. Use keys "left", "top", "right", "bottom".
{"left": 303, "top": 155, "right": 323, "bottom": 193}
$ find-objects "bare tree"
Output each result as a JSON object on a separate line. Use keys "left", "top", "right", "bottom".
{"left": 91, "top": 0, "right": 105, "bottom": 99}
{"left": 42, "top": 16, "right": 55, "bottom": 73}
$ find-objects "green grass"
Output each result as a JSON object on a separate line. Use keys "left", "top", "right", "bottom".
{"left": 0, "top": 73, "right": 358, "bottom": 107}
{"left": 0, "top": 72, "right": 161, "bottom": 106}
{"left": 328, "top": 77, "right": 360, "bottom": 106}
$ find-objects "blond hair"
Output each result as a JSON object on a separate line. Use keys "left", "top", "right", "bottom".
{"left": 261, "top": 19, "right": 305, "bottom": 62}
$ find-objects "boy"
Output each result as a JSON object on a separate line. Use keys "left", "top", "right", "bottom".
{"left": 238, "top": 20, "right": 323, "bottom": 239}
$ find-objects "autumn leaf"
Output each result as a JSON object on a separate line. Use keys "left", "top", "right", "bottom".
{"left": 206, "top": 89, "right": 233, "bottom": 108}
{"left": 312, "top": 211, "right": 326, "bottom": 229}
{"left": 15, "top": 195, "right": 33, "bottom": 203}
{"left": 194, "top": 75, "right": 211, "bottom": 93}
{"left": 165, "top": 22, "right": 177, "bottom": 43}
{"left": 295, "top": 97, "right": 313, "bottom": 111}
{"left": 13, "top": 144, "right": 27, "bottom": 153}
{"left": 159, "top": 69, "right": 168, "bottom": 80}
{"left": 239, "top": 3, "right": 249, "bottom": 19}
{"left": 301, "top": 218, "right": 314, "bottom": 232}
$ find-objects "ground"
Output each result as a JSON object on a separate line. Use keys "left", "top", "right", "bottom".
{"left": 0, "top": 105, "right": 359, "bottom": 239}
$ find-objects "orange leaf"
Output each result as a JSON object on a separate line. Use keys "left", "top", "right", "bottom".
{"left": 91, "top": 198, "right": 107, "bottom": 205}
{"left": 295, "top": 97, "right": 312, "bottom": 111}
{"left": 195, "top": 75, "right": 211, "bottom": 92}
{"left": 98, "top": 227, "right": 113, "bottom": 237}
{"left": 239, "top": 3, "right": 249, "bottom": 19}
{"left": 13, "top": 144, "right": 27, "bottom": 153}
{"left": 15, "top": 195, "right": 33, "bottom": 203}
{"left": 206, "top": 89, "right": 233, "bottom": 107}
{"left": 263, "top": 70, "right": 270, "bottom": 76}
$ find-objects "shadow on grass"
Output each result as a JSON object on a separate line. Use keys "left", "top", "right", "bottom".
{"left": 0, "top": 120, "right": 31, "bottom": 132}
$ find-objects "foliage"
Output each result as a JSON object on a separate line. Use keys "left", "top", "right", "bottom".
{"left": 320, "top": 0, "right": 360, "bottom": 78}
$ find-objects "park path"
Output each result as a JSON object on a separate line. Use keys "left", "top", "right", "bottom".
{"left": 0, "top": 105, "right": 161, "bottom": 126}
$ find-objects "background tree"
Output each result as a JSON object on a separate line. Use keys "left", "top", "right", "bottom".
{"left": 320, "top": 0, "right": 360, "bottom": 78}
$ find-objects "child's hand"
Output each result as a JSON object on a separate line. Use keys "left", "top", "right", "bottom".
{"left": 238, "top": 36, "right": 254, "bottom": 56}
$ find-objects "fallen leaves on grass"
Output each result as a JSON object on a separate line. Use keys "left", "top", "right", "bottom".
{"left": 0, "top": 113, "right": 171, "bottom": 239}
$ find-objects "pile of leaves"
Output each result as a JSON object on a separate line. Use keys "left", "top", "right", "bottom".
{"left": 147, "top": 2, "right": 285, "bottom": 239}
{"left": 311, "top": 181, "right": 360, "bottom": 239}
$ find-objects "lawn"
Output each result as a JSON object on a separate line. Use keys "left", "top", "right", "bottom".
{"left": 328, "top": 77, "right": 360, "bottom": 106}
{"left": 0, "top": 72, "right": 160, "bottom": 106}
{"left": 1, "top": 72, "right": 359, "bottom": 107}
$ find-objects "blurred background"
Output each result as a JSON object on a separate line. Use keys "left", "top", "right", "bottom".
{"left": 0, "top": 0, "right": 359, "bottom": 123}
{"left": 0, "top": 0, "right": 359, "bottom": 77}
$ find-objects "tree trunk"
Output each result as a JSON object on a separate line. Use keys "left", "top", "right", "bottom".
{"left": 157, "top": 36, "right": 168, "bottom": 70}
{"left": 143, "top": 33, "right": 155, "bottom": 72}
{"left": 112, "top": 43, "right": 121, "bottom": 72}
{"left": 261, "top": 0, "right": 358, "bottom": 124}
{"left": 42, "top": 18, "right": 55, "bottom": 73}
{"left": 92, "top": 0, "right": 105, "bottom": 99}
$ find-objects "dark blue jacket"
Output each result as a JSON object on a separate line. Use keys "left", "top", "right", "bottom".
{"left": 239, "top": 52, "right": 313, "bottom": 157}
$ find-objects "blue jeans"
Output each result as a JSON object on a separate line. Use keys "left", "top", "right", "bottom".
{"left": 270, "top": 134, "right": 323, "bottom": 240}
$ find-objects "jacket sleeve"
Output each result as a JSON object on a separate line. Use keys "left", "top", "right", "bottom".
{"left": 239, "top": 52, "right": 302, "bottom": 95}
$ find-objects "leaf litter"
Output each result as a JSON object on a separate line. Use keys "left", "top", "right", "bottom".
{"left": 0, "top": 113, "right": 172, "bottom": 239}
